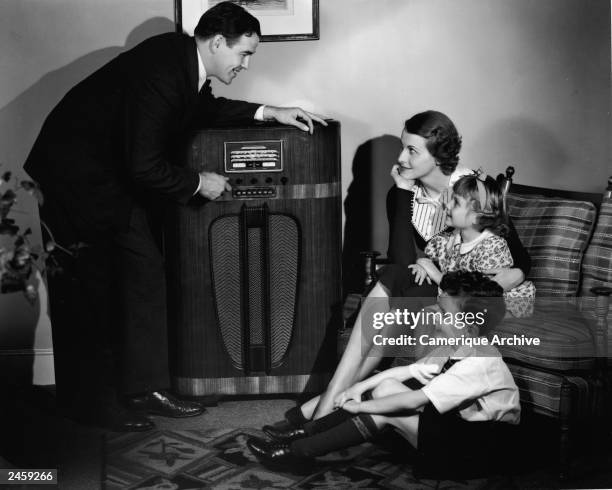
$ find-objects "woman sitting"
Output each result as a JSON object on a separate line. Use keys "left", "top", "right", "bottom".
{"left": 276, "top": 110, "right": 531, "bottom": 427}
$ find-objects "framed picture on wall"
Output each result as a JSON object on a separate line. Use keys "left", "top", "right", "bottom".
{"left": 175, "top": 0, "right": 319, "bottom": 42}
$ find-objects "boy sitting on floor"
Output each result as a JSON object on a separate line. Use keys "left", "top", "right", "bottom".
{"left": 247, "top": 270, "right": 521, "bottom": 480}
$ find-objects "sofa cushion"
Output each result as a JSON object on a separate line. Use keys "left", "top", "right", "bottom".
{"left": 506, "top": 194, "right": 597, "bottom": 296}
{"left": 490, "top": 299, "right": 596, "bottom": 372}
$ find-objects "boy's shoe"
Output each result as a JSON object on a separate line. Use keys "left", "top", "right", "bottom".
{"left": 247, "top": 436, "right": 313, "bottom": 472}
{"left": 262, "top": 425, "right": 307, "bottom": 442}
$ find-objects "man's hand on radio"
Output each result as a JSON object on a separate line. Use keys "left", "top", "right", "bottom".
{"left": 198, "top": 171, "right": 231, "bottom": 200}
{"left": 263, "top": 106, "right": 327, "bottom": 134}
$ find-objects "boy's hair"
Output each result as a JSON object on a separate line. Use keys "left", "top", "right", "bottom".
{"left": 404, "top": 111, "right": 462, "bottom": 176}
{"left": 194, "top": 1, "right": 261, "bottom": 46}
{"left": 440, "top": 270, "right": 506, "bottom": 335}
{"left": 453, "top": 173, "right": 508, "bottom": 236}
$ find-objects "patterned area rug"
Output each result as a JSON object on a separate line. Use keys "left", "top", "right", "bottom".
{"left": 104, "top": 428, "right": 554, "bottom": 489}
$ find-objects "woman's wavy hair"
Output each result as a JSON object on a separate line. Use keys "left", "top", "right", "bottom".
{"left": 452, "top": 173, "right": 509, "bottom": 236}
{"left": 404, "top": 110, "right": 462, "bottom": 175}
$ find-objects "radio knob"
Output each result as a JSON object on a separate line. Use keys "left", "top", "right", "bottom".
{"left": 280, "top": 177, "right": 288, "bottom": 184}
{"left": 265, "top": 177, "right": 273, "bottom": 184}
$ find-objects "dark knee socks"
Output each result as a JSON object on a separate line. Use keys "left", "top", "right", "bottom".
{"left": 285, "top": 406, "right": 308, "bottom": 426}
{"left": 291, "top": 412, "right": 379, "bottom": 458}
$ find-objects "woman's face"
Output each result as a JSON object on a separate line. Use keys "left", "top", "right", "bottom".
{"left": 397, "top": 130, "right": 439, "bottom": 181}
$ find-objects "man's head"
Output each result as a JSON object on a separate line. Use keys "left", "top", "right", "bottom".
{"left": 195, "top": 1, "right": 261, "bottom": 84}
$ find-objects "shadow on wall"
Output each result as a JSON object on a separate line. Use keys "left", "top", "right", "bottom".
{"left": 472, "top": 117, "right": 570, "bottom": 190}
{"left": 0, "top": 17, "right": 174, "bottom": 387}
{"left": 342, "top": 134, "right": 401, "bottom": 296}
{"left": 0, "top": 17, "right": 175, "bottom": 178}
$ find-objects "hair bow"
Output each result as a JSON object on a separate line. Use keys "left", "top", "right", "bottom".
{"left": 473, "top": 168, "right": 489, "bottom": 210}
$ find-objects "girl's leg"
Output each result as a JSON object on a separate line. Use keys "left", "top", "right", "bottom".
{"left": 301, "top": 265, "right": 434, "bottom": 421}
{"left": 311, "top": 281, "right": 390, "bottom": 419}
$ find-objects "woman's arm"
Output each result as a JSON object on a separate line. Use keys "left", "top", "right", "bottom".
{"left": 386, "top": 186, "right": 417, "bottom": 265}
{"left": 481, "top": 219, "right": 531, "bottom": 291}
{"left": 505, "top": 217, "right": 531, "bottom": 276}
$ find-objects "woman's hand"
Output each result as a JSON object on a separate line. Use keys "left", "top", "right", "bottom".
{"left": 408, "top": 262, "right": 431, "bottom": 286}
{"left": 390, "top": 164, "right": 415, "bottom": 191}
{"left": 483, "top": 267, "right": 524, "bottom": 291}
{"left": 334, "top": 385, "right": 363, "bottom": 409}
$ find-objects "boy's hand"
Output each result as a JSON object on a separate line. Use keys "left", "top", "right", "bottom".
{"left": 408, "top": 263, "right": 431, "bottom": 285}
{"left": 408, "top": 363, "right": 440, "bottom": 384}
{"left": 342, "top": 400, "right": 361, "bottom": 414}
{"left": 334, "top": 386, "right": 363, "bottom": 408}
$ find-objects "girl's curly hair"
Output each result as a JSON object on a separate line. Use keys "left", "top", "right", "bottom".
{"left": 452, "top": 173, "right": 509, "bottom": 236}
{"left": 404, "top": 111, "right": 462, "bottom": 175}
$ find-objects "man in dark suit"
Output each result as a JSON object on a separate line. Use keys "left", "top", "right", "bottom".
{"left": 24, "top": 1, "right": 325, "bottom": 431}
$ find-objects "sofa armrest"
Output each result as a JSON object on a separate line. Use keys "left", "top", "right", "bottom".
{"left": 591, "top": 287, "right": 611, "bottom": 360}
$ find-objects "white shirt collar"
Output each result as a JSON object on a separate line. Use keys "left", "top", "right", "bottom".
{"left": 196, "top": 44, "right": 207, "bottom": 91}
{"left": 448, "top": 228, "right": 494, "bottom": 254}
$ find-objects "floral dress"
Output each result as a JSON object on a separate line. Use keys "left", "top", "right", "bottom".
{"left": 425, "top": 230, "right": 535, "bottom": 317}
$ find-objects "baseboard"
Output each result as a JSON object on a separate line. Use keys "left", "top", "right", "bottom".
{"left": 0, "top": 348, "right": 55, "bottom": 385}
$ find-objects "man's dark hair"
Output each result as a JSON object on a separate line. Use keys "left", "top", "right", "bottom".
{"left": 194, "top": 1, "right": 261, "bottom": 46}
{"left": 404, "top": 110, "right": 462, "bottom": 175}
{"left": 440, "top": 270, "right": 506, "bottom": 334}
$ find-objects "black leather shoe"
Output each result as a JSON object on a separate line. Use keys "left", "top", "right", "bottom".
{"left": 125, "top": 391, "right": 205, "bottom": 418}
{"left": 247, "top": 436, "right": 312, "bottom": 470}
{"left": 102, "top": 406, "right": 156, "bottom": 432}
{"left": 262, "top": 424, "right": 307, "bottom": 442}
{"left": 69, "top": 403, "right": 155, "bottom": 432}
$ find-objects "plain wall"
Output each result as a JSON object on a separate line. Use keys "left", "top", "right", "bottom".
{"left": 0, "top": 0, "right": 610, "bottom": 384}
{"left": 0, "top": 0, "right": 174, "bottom": 384}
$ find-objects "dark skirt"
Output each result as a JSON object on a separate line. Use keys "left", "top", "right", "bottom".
{"left": 376, "top": 264, "right": 439, "bottom": 332}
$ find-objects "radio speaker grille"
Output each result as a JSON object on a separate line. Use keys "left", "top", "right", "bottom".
{"left": 209, "top": 209, "right": 299, "bottom": 372}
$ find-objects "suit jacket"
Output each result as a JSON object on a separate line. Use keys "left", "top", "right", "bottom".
{"left": 24, "top": 32, "right": 260, "bottom": 238}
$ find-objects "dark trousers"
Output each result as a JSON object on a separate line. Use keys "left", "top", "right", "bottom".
{"left": 42, "top": 198, "right": 170, "bottom": 409}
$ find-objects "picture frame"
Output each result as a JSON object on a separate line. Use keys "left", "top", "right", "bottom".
{"left": 175, "top": 0, "right": 319, "bottom": 42}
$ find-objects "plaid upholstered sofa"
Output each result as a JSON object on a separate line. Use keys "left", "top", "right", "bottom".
{"left": 489, "top": 171, "right": 611, "bottom": 478}
{"left": 345, "top": 170, "right": 611, "bottom": 478}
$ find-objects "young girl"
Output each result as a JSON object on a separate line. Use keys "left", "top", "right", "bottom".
{"left": 411, "top": 172, "right": 535, "bottom": 315}
{"left": 248, "top": 271, "right": 521, "bottom": 480}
